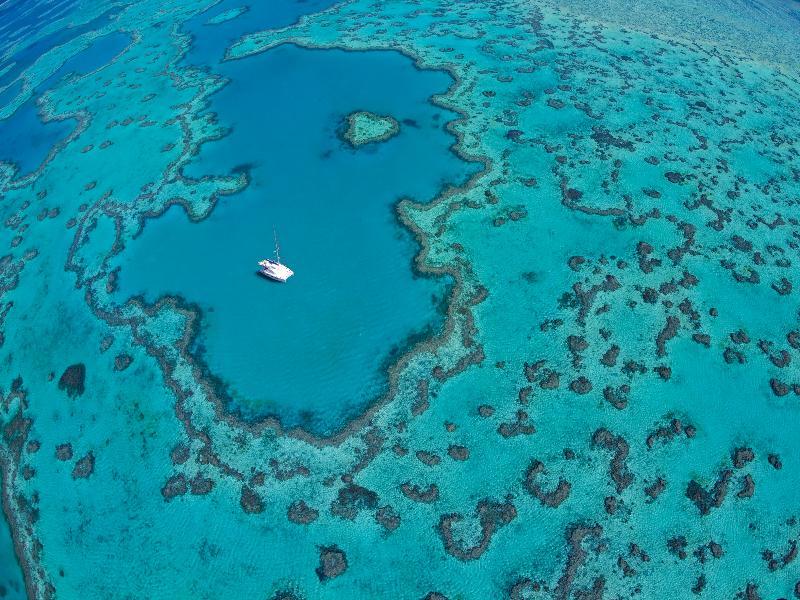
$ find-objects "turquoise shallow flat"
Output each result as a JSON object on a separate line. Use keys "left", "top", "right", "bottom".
{"left": 1, "top": 0, "right": 800, "bottom": 598}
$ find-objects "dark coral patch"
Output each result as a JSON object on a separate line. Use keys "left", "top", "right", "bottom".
{"left": 71, "top": 451, "right": 95, "bottom": 479}
{"left": 497, "top": 410, "right": 536, "bottom": 437}
{"left": 447, "top": 445, "right": 469, "bottom": 461}
{"left": 732, "top": 447, "right": 755, "bottom": 469}
{"left": 686, "top": 470, "right": 732, "bottom": 515}
{"left": 330, "top": 483, "right": 379, "bottom": 520}
{"left": 523, "top": 459, "right": 571, "bottom": 508}
{"left": 374, "top": 505, "right": 400, "bottom": 533}
{"left": 113, "top": 353, "right": 133, "bottom": 371}
{"left": 477, "top": 404, "right": 495, "bottom": 417}
{"left": 170, "top": 444, "right": 190, "bottom": 465}
{"left": 416, "top": 450, "right": 441, "bottom": 466}
{"left": 569, "top": 376, "right": 592, "bottom": 395}
{"left": 161, "top": 474, "right": 188, "bottom": 501}
{"left": 55, "top": 443, "right": 73, "bottom": 461}
{"left": 316, "top": 545, "right": 348, "bottom": 582}
{"left": 437, "top": 498, "right": 516, "bottom": 561}
{"left": 555, "top": 524, "right": 603, "bottom": 599}
{"left": 189, "top": 474, "right": 214, "bottom": 495}
{"left": 644, "top": 477, "right": 666, "bottom": 502}
{"left": 591, "top": 428, "right": 633, "bottom": 493}
{"left": 288, "top": 500, "right": 319, "bottom": 525}
{"left": 240, "top": 486, "right": 264, "bottom": 514}
{"left": 736, "top": 474, "right": 755, "bottom": 499}
{"left": 58, "top": 363, "right": 86, "bottom": 397}
{"left": 400, "top": 482, "right": 439, "bottom": 503}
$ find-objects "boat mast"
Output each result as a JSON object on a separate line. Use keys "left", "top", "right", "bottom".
{"left": 273, "top": 227, "right": 281, "bottom": 264}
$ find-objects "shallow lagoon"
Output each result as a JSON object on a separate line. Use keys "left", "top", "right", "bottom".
{"left": 36, "top": 30, "right": 131, "bottom": 92}
{"left": 0, "top": 97, "right": 74, "bottom": 177}
{"left": 0, "top": 4, "right": 120, "bottom": 90}
{"left": 115, "top": 44, "right": 478, "bottom": 435}
{"left": 0, "top": 26, "right": 130, "bottom": 179}
{"left": 182, "top": 0, "right": 340, "bottom": 66}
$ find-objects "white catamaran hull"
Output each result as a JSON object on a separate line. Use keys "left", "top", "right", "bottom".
{"left": 259, "top": 259, "right": 294, "bottom": 282}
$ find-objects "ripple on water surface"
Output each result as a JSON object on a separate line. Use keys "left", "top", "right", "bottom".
{"left": 115, "top": 44, "right": 479, "bottom": 436}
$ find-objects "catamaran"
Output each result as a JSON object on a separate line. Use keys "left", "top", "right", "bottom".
{"left": 258, "top": 229, "right": 294, "bottom": 282}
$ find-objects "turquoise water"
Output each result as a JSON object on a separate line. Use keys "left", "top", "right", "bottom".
{"left": 0, "top": 512, "right": 24, "bottom": 600}
{"left": 2, "top": 0, "right": 800, "bottom": 598}
{"left": 116, "top": 44, "right": 473, "bottom": 435}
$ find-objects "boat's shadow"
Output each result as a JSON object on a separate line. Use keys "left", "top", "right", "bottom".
{"left": 255, "top": 270, "right": 286, "bottom": 284}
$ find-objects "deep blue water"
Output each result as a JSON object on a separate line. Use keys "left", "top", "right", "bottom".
{"left": 0, "top": 78, "right": 21, "bottom": 107}
{"left": 36, "top": 30, "right": 131, "bottom": 92}
{"left": 0, "top": 98, "right": 73, "bottom": 176}
{"left": 0, "top": 24, "right": 129, "bottom": 179}
{"left": 116, "top": 44, "right": 478, "bottom": 436}
{"left": 182, "top": 0, "right": 340, "bottom": 66}
{"left": 0, "top": 0, "right": 77, "bottom": 58}
{"left": 0, "top": 4, "right": 120, "bottom": 90}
